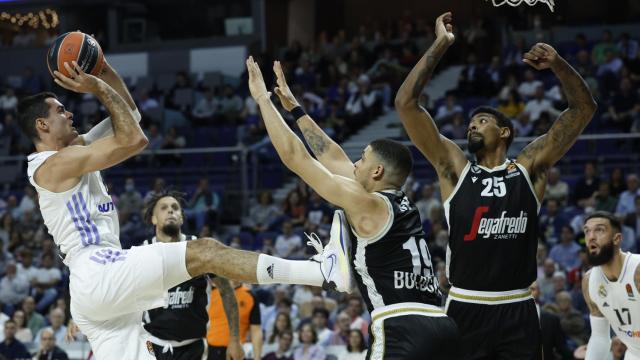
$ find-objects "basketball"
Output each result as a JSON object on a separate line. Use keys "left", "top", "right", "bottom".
{"left": 47, "top": 31, "right": 104, "bottom": 78}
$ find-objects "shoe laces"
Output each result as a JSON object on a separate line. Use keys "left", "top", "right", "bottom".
{"left": 304, "top": 232, "right": 324, "bottom": 261}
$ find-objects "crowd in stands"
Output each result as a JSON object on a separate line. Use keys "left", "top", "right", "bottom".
{"left": 0, "top": 15, "right": 638, "bottom": 359}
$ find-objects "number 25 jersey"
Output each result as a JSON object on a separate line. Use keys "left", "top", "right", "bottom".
{"left": 444, "top": 160, "right": 541, "bottom": 291}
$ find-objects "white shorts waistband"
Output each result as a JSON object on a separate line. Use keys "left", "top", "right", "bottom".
{"left": 370, "top": 302, "right": 446, "bottom": 323}
{"left": 146, "top": 334, "right": 200, "bottom": 353}
{"left": 447, "top": 286, "right": 532, "bottom": 305}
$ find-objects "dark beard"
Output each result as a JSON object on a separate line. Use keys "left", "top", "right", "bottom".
{"left": 587, "top": 241, "right": 614, "bottom": 266}
{"left": 468, "top": 137, "right": 485, "bottom": 153}
{"left": 162, "top": 223, "right": 181, "bottom": 238}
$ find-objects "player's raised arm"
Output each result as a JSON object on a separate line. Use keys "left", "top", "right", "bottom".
{"left": 272, "top": 61, "right": 355, "bottom": 179}
{"left": 394, "top": 12, "right": 466, "bottom": 181}
{"left": 74, "top": 59, "right": 141, "bottom": 146}
{"left": 517, "top": 43, "right": 597, "bottom": 175}
{"left": 37, "top": 61, "right": 147, "bottom": 189}
{"left": 247, "top": 57, "right": 378, "bottom": 214}
{"left": 581, "top": 271, "right": 611, "bottom": 360}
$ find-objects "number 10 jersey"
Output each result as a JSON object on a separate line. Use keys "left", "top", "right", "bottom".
{"left": 349, "top": 190, "right": 442, "bottom": 313}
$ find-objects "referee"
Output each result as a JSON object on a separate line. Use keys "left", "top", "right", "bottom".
{"left": 142, "top": 190, "right": 244, "bottom": 360}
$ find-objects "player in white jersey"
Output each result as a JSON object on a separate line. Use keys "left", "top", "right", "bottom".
{"left": 17, "top": 58, "right": 352, "bottom": 359}
{"left": 582, "top": 211, "right": 640, "bottom": 360}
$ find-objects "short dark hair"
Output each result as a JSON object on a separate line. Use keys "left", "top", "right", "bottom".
{"left": 312, "top": 308, "right": 329, "bottom": 319}
{"left": 584, "top": 211, "right": 621, "bottom": 232}
{"left": 470, "top": 106, "right": 514, "bottom": 149}
{"left": 17, "top": 92, "right": 58, "bottom": 142}
{"left": 143, "top": 190, "right": 187, "bottom": 225}
{"left": 368, "top": 139, "right": 413, "bottom": 185}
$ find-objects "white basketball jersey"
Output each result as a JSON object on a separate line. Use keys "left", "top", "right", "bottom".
{"left": 589, "top": 253, "right": 640, "bottom": 354}
{"left": 27, "top": 151, "right": 121, "bottom": 265}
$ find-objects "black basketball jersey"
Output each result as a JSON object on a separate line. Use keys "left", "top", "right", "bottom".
{"left": 142, "top": 235, "right": 210, "bottom": 341}
{"left": 445, "top": 160, "right": 540, "bottom": 291}
{"left": 348, "top": 190, "right": 442, "bottom": 313}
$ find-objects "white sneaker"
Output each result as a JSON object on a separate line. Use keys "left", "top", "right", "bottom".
{"left": 305, "top": 210, "right": 352, "bottom": 293}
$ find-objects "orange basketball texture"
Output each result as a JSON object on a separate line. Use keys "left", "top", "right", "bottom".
{"left": 47, "top": 32, "right": 105, "bottom": 78}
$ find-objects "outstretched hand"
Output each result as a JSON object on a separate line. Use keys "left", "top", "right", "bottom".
{"left": 435, "top": 12, "right": 455, "bottom": 45}
{"left": 246, "top": 56, "right": 270, "bottom": 102}
{"left": 273, "top": 61, "right": 300, "bottom": 111}
{"left": 53, "top": 61, "right": 101, "bottom": 94}
{"left": 523, "top": 43, "right": 559, "bottom": 70}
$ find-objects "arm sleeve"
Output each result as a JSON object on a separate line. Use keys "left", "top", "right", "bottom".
{"left": 585, "top": 315, "right": 611, "bottom": 360}
{"left": 250, "top": 293, "right": 261, "bottom": 325}
{"left": 83, "top": 108, "right": 142, "bottom": 145}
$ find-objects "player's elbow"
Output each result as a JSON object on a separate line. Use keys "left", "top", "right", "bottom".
{"left": 394, "top": 93, "right": 417, "bottom": 111}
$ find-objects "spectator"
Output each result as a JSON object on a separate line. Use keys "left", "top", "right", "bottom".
{"left": 34, "top": 308, "right": 66, "bottom": 346}
{"left": 144, "top": 178, "right": 166, "bottom": 203}
{"left": 21, "top": 67, "right": 44, "bottom": 94}
{"left": 536, "top": 242, "right": 548, "bottom": 279}
{"left": 538, "top": 259, "right": 557, "bottom": 304}
{"left": 293, "top": 324, "right": 325, "bottom": 360}
{"left": 415, "top": 184, "right": 441, "bottom": 224}
{"left": 596, "top": 49, "right": 624, "bottom": 77}
{"left": 523, "top": 86, "right": 560, "bottom": 122}
{"left": 244, "top": 192, "right": 282, "bottom": 234}
{"left": 305, "top": 192, "right": 331, "bottom": 227}
{"left": 146, "top": 124, "right": 164, "bottom": 151}
{"left": 274, "top": 221, "right": 303, "bottom": 259}
{"left": 518, "top": 69, "right": 543, "bottom": 99}
{"left": 550, "top": 291, "right": 588, "bottom": 347}
{"left": 261, "top": 288, "right": 299, "bottom": 335}
{"left": 497, "top": 90, "right": 525, "bottom": 119}
{"left": 549, "top": 226, "right": 581, "bottom": 271}
{"left": 138, "top": 90, "right": 160, "bottom": 114}
{"left": 160, "top": 127, "right": 186, "bottom": 165}
{"left": 192, "top": 88, "right": 219, "bottom": 123}
{"left": 605, "top": 77, "right": 639, "bottom": 131}
{"left": 0, "top": 89, "right": 17, "bottom": 114}
{"left": 545, "top": 168, "right": 569, "bottom": 205}
{"left": 593, "top": 182, "right": 618, "bottom": 213}
{"left": 530, "top": 282, "right": 573, "bottom": 360}
{"left": 34, "top": 328, "right": 69, "bottom": 360}
{"left": 219, "top": 85, "right": 243, "bottom": 123}
{"left": 539, "top": 199, "right": 563, "bottom": 244}
{"left": 0, "top": 320, "right": 30, "bottom": 360}
{"left": 262, "top": 330, "right": 293, "bottom": 360}
{"left": 328, "top": 312, "right": 351, "bottom": 346}
{"left": 592, "top": 30, "right": 617, "bottom": 65}
{"left": 345, "top": 75, "right": 378, "bottom": 132}
{"left": 16, "top": 250, "right": 38, "bottom": 284}
{"left": 344, "top": 296, "right": 369, "bottom": 339}
{"left": 185, "top": 178, "right": 220, "bottom": 231}
{"left": 0, "top": 262, "right": 29, "bottom": 312}
{"left": 265, "top": 312, "right": 295, "bottom": 352}
{"left": 310, "top": 308, "right": 332, "bottom": 347}
{"left": 118, "top": 178, "right": 144, "bottom": 217}
{"left": 22, "top": 296, "right": 44, "bottom": 337}
{"left": 573, "top": 162, "right": 600, "bottom": 205}
{"left": 434, "top": 93, "right": 463, "bottom": 123}
{"left": 441, "top": 112, "right": 467, "bottom": 139}
{"left": 457, "top": 53, "right": 486, "bottom": 96}
{"left": 17, "top": 187, "right": 36, "bottom": 217}
{"left": 609, "top": 167, "right": 626, "bottom": 197}
{"left": 616, "top": 174, "right": 640, "bottom": 216}
{"left": 624, "top": 196, "right": 640, "bottom": 245}
{"left": 343, "top": 329, "right": 367, "bottom": 360}
{"left": 11, "top": 310, "right": 31, "bottom": 344}
{"left": 282, "top": 192, "right": 306, "bottom": 227}
{"left": 618, "top": 33, "right": 639, "bottom": 61}
{"left": 32, "top": 254, "right": 61, "bottom": 312}
{"left": 165, "top": 71, "right": 192, "bottom": 111}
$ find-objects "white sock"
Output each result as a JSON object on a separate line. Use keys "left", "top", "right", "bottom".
{"left": 256, "top": 254, "right": 324, "bottom": 286}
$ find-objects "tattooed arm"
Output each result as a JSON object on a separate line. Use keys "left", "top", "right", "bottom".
{"left": 35, "top": 62, "right": 147, "bottom": 192}
{"left": 211, "top": 277, "right": 240, "bottom": 341}
{"left": 517, "top": 43, "right": 597, "bottom": 192}
{"left": 394, "top": 12, "right": 467, "bottom": 198}
{"left": 272, "top": 61, "right": 355, "bottom": 178}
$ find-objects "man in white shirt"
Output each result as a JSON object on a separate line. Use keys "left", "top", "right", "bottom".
{"left": 192, "top": 88, "right": 219, "bottom": 122}
{"left": 517, "top": 69, "right": 543, "bottom": 98}
{"left": 16, "top": 250, "right": 39, "bottom": 284}
{"left": 545, "top": 167, "right": 570, "bottom": 205}
{"left": 32, "top": 254, "right": 62, "bottom": 313}
{"left": 523, "top": 86, "right": 561, "bottom": 122}
{"left": 274, "top": 221, "right": 303, "bottom": 259}
{"left": 616, "top": 174, "right": 640, "bottom": 216}
{"left": 0, "top": 89, "right": 18, "bottom": 113}
{"left": 0, "top": 262, "right": 29, "bottom": 309}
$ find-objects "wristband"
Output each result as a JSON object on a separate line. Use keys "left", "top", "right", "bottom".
{"left": 290, "top": 106, "right": 306, "bottom": 120}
